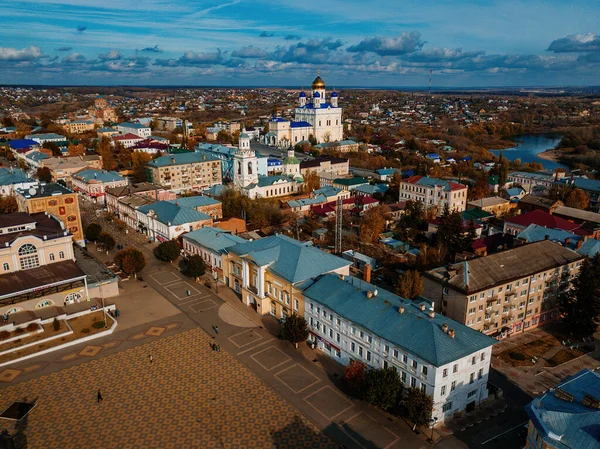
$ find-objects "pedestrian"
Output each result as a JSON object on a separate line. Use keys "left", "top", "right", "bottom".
{"left": 217, "top": 344, "right": 221, "bottom": 353}
{"left": 214, "top": 325, "right": 219, "bottom": 335}
{"left": 97, "top": 389, "right": 103, "bottom": 404}
{"left": 210, "top": 343, "right": 215, "bottom": 351}
{"left": 149, "top": 354, "right": 153, "bottom": 364}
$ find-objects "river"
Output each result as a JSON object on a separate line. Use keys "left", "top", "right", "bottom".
{"left": 490, "top": 134, "right": 568, "bottom": 171}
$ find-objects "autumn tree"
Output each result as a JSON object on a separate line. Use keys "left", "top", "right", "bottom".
{"left": 15, "top": 122, "right": 30, "bottom": 138}
{"left": 97, "top": 232, "right": 116, "bottom": 252}
{"left": 42, "top": 141, "right": 62, "bottom": 157}
{"left": 564, "top": 188, "right": 590, "bottom": 210}
{"left": 359, "top": 205, "right": 389, "bottom": 244}
{"left": 0, "top": 195, "right": 18, "bottom": 214}
{"left": 396, "top": 270, "right": 424, "bottom": 299}
{"left": 117, "top": 146, "right": 132, "bottom": 169}
{"left": 68, "top": 143, "right": 85, "bottom": 156}
{"left": 216, "top": 129, "right": 232, "bottom": 143}
{"left": 302, "top": 170, "right": 321, "bottom": 193}
{"left": 97, "top": 137, "right": 116, "bottom": 170}
{"left": 36, "top": 167, "right": 52, "bottom": 183}
{"left": 468, "top": 176, "right": 489, "bottom": 200}
{"left": 115, "top": 248, "right": 146, "bottom": 278}
{"left": 131, "top": 151, "right": 152, "bottom": 183}
{"left": 344, "top": 360, "right": 366, "bottom": 395}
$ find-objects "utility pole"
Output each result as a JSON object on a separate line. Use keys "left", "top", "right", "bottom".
{"left": 335, "top": 196, "right": 342, "bottom": 254}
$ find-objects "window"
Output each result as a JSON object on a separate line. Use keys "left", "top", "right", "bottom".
{"left": 294, "top": 299, "right": 299, "bottom": 311}
{"left": 443, "top": 287, "right": 449, "bottom": 295}
{"left": 420, "top": 384, "right": 426, "bottom": 393}
{"left": 468, "top": 390, "right": 477, "bottom": 398}
{"left": 468, "top": 307, "right": 476, "bottom": 315}
{"left": 478, "top": 368, "right": 483, "bottom": 379}
{"left": 403, "top": 354, "right": 408, "bottom": 364}
{"left": 49, "top": 253, "right": 55, "bottom": 261}
{"left": 441, "top": 385, "right": 446, "bottom": 396}
{"left": 481, "top": 352, "right": 486, "bottom": 361}
{"left": 336, "top": 333, "right": 340, "bottom": 343}
{"left": 401, "top": 371, "right": 406, "bottom": 383}
{"left": 422, "top": 366, "right": 428, "bottom": 376}
{"left": 451, "top": 381, "right": 456, "bottom": 392}
{"left": 2, "top": 263, "right": 8, "bottom": 271}
{"left": 351, "top": 342, "right": 356, "bottom": 353}
{"left": 410, "top": 377, "right": 416, "bottom": 387}
{"left": 393, "top": 349, "right": 399, "bottom": 359}
{"left": 470, "top": 373, "right": 475, "bottom": 384}
{"left": 18, "top": 244, "right": 39, "bottom": 270}
{"left": 412, "top": 360, "right": 417, "bottom": 369}
{"left": 358, "top": 347, "right": 363, "bottom": 357}
{"left": 453, "top": 364, "right": 458, "bottom": 373}
{"left": 335, "top": 318, "right": 340, "bottom": 326}
{"left": 270, "top": 302, "right": 276, "bottom": 316}
{"left": 443, "top": 402, "right": 452, "bottom": 412}
{"left": 472, "top": 356, "right": 476, "bottom": 365}
{"left": 366, "top": 351, "right": 371, "bottom": 362}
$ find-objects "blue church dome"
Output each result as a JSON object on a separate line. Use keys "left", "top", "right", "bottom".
{"left": 330, "top": 91, "right": 338, "bottom": 97}
{"left": 313, "top": 91, "right": 321, "bottom": 98}
{"left": 299, "top": 91, "right": 306, "bottom": 97}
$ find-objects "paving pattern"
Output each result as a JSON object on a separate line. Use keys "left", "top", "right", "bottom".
{"left": 0, "top": 328, "right": 337, "bottom": 449}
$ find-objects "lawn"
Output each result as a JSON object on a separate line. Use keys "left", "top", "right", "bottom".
{"left": 0, "top": 312, "right": 110, "bottom": 364}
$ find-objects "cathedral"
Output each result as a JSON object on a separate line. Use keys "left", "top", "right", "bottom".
{"left": 265, "top": 73, "right": 343, "bottom": 148}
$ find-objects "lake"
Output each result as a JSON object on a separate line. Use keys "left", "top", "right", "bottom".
{"left": 490, "top": 134, "right": 568, "bottom": 171}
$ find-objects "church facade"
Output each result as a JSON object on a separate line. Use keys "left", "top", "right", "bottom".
{"left": 265, "top": 74, "right": 343, "bottom": 148}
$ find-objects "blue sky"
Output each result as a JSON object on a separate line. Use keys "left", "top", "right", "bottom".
{"left": 1, "top": 0, "right": 600, "bottom": 87}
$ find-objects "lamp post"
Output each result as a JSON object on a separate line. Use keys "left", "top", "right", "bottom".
{"left": 213, "top": 270, "right": 219, "bottom": 294}
{"left": 428, "top": 417, "right": 438, "bottom": 444}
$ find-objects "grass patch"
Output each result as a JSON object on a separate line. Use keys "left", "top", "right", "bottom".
{"left": 0, "top": 321, "right": 66, "bottom": 351}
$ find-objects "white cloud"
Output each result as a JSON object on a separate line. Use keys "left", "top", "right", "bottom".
{"left": 0, "top": 46, "right": 42, "bottom": 61}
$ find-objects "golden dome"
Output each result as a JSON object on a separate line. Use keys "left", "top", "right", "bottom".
{"left": 311, "top": 75, "right": 326, "bottom": 89}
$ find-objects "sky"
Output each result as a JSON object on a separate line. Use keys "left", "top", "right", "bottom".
{"left": 1, "top": 0, "right": 600, "bottom": 87}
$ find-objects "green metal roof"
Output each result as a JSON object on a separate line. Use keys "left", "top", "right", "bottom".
{"left": 73, "top": 169, "right": 125, "bottom": 183}
{"left": 303, "top": 274, "right": 496, "bottom": 367}
{"left": 148, "top": 152, "right": 219, "bottom": 168}
{"left": 166, "top": 196, "right": 220, "bottom": 209}
{"left": 183, "top": 227, "right": 246, "bottom": 254}
{"left": 138, "top": 201, "right": 211, "bottom": 226}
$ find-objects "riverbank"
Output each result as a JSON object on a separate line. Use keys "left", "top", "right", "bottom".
{"left": 537, "top": 149, "right": 562, "bottom": 163}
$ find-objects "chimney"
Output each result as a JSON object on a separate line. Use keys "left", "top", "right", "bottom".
{"left": 429, "top": 311, "right": 435, "bottom": 319}
{"left": 366, "top": 291, "right": 373, "bottom": 299}
{"left": 576, "top": 240, "right": 583, "bottom": 249}
{"left": 545, "top": 234, "right": 549, "bottom": 240}
{"left": 419, "top": 303, "right": 426, "bottom": 312}
{"left": 364, "top": 264, "right": 372, "bottom": 283}
{"left": 442, "top": 323, "right": 449, "bottom": 333}
{"left": 399, "top": 306, "right": 405, "bottom": 314}
{"left": 448, "top": 329, "right": 455, "bottom": 338}
{"left": 171, "top": 157, "right": 176, "bottom": 164}
{"left": 564, "top": 237, "right": 571, "bottom": 246}
{"left": 339, "top": 274, "right": 344, "bottom": 280}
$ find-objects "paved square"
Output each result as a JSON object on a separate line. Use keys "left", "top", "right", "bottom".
{"left": 78, "top": 345, "right": 103, "bottom": 357}
{"left": 0, "top": 329, "right": 336, "bottom": 449}
{"left": 150, "top": 271, "right": 181, "bottom": 285}
{"left": 189, "top": 299, "right": 217, "bottom": 313}
{"left": 250, "top": 346, "right": 291, "bottom": 371}
{"left": 275, "top": 364, "right": 320, "bottom": 394}
{"left": 343, "top": 412, "right": 398, "bottom": 448}
{"left": 144, "top": 326, "right": 166, "bottom": 337}
{"left": 0, "top": 369, "right": 21, "bottom": 382}
{"left": 229, "top": 329, "right": 263, "bottom": 348}
{"left": 304, "top": 386, "right": 354, "bottom": 420}
{"left": 164, "top": 283, "right": 202, "bottom": 300}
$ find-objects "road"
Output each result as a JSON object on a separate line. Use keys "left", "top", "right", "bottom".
{"left": 453, "top": 369, "right": 532, "bottom": 449}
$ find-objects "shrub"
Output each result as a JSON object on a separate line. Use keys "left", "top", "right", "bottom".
{"left": 92, "top": 321, "right": 105, "bottom": 329}
{"left": 509, "top": 351, "right": 526, "bottom": 361}
{"left": 14, "top": 327, "right": 25, "bottom": 335}
{"left": 26, "top": 323, "right": 38, "bottom": 332}
{"left": 81, "top": 328, "right": 90, "bottom": 334}
{"left": 0, "top": 331, "right": 10, "bottom": 340}
{"left": 53, "top": 318, "right": 60, "bottom": 331}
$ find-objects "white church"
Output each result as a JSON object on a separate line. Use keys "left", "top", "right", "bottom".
{"left": 265, "top": 73, "right": 343, "bottom": 148}
{"left": 234, "top": 129, "right": 303, "bottom": 199}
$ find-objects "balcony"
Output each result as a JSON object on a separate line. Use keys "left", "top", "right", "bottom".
{"left": 247, "top": 285, "right": 258, "bottom": 295}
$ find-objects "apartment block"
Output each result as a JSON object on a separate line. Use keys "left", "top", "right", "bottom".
{"left": 147, "top": 153, "right": 222, "bottom": 193}
{"left": 399, "top": 176, "right": 468, "bottom": 215}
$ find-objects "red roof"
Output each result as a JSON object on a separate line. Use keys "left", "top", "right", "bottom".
{"left": 311, "top": 204, "right": 335, "bottom": 216}
{"left": 113, "top": 133, "right": 143, "bottom": 141}
{"left": 506, "top": 210, "right": 581, "bottom": 232}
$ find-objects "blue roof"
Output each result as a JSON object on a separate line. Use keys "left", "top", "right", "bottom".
{"left": 287, "top": 194, "right": 327, "bottom": 208}
{"left": 118, "top": 122, "right": 148, "bottom": 129}
{"left": 270, "top": 117, "right": 288, "bottom": 123}
{"left": 517, "top": 224, "right": 582, "bottom": 249}
{"left": 297, "top": 102, "right": 338, "bottom": 110}
{"left": 303, "top": 274, "right": 496, "bottom": 366}
{"left": 183, "top": 227, "right": 246, "bottom": 254}
{"left": 148, "top": 152, "right": 219, "bottom": 167}
{"left": 578, "top": 239, "right": 600, "bottom": 258}
{"left": 255, "top": 175, "right": 294, "bottom": 187}
{"left": 426, "top": 153, "right": 440, "bottom": 159}
{"left": 410, "top": 176, "right": 465, "bottom": 192}
{"left": 0, "top": 167, "right": 33, "bottom": 186}
{"left": 9, "top": 139, "right": 39, "bottom": 150}
{"left": 97, "top": 127, "right": 116, "bottom": 133}
{"left": 313, "top": 185, "right": 342, "bottom": 197}
{"left": 353, "top": 184, "right": 388, "bottom": 195}
{"left": 562, "top": 177, "right": 600, "bottom": 194}
{"left": 376, "top": 168, "right": 399, "bottom": 175}
{"left": 525, "top": 369, "right": 600, "bottom": 449}
{"left": 26, "top": 133, "right": 65, "bottom": 140}
{"left": 330, "top": 91, "right": 338, "bottom": 97}
{"left": 26, "top": 151, "right": 50, "bottom": 163}
{"left": 138, "top": 201, "right": 211, "bottom": 226}
{"left": 290, "top": 121, "right": 312, "bottom": 128}
{"left": 204, "top": 184, "right": 228, "bottom": 197}
{"left": 166, "top": 196, "right": 220, "bottom": 210}
{"left": 506, "top": 187, "right": 525, "bottom": 197}
{"left": 267, "top": 158, "right": 282, "bottom": 166}
{"left": 299, "top": 91, "right": 306, "bottom": 97}
{"left": 196, "top": 143, "right": 238, "bottom": 158}
{"left": 73, "top": 169, "right": 125, "bottom": 183}
{"left": 230, "top": 234, "right": 350, "bottom": 284}
{"left": 313, "top": 91, "right": 320, "bottom": 98}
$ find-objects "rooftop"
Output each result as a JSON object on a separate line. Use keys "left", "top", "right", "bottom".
{"left": 525, "top": 369, "right": 600, "bottom": 449}
{"left": 138, "top": 201, "right": 211, "bottom": 226}
{"left": 402, "top": 175, "right": 467, "bottom": 192}
{"left": 467, "top": 196, "right": 509, "bottom": 209}
{"left": 183, "top": 227, "right": 246, "bottom": 255}
{"left": 303, "top": 274, "right": 496, "bottom": 367}
{"left": 0, "top": 261, "right": 85, "bottom": 300}
{"left": 517, "top": 224, "right": 582, "bottom": 249}
{"left": 0, "top": 167, "right": 33, "bottom": 186}
{"left": 426, "top": 240, "right": 584, "bottom": 293}
{"left": 0, "top": 213, "right": 68, "bottom": 246}
{"left": 73, "top": 169, "right": 125, "bottom": 183}
{"left": 118, "top": 122, "right": 148, "bottom": 129}
{"left": 506, "top": 210, "right": 581, "bottom": 232}
{"left": 553, "top": 206, "right": 600, "bottom": 225}
{"left": 518, "top": 194, "right": 561, "bottom": 209}
{"left": 148, "top": 152, "right": 219, "bottom": 168}
{"left": 166, "top": 196, "right": 221, "bottom": 209}
{"left": 15, "top": 183, "right": 73, "bottom": 199}
{"left": 333, "top": 177, "right": 368, "bottom": 187}
{"left": 105, "top": 182, "right": 162, "bottom": 197}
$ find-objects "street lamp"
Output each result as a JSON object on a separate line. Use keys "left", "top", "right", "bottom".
{"left": 428, "top": 417, "right": 438, "bottom": 444}
{"left": 213, "top": 270, "right": 219, "bottom": 294}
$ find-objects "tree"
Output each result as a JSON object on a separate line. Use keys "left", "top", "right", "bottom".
{"left": 132, "top": 151, "right": 152, "bottom": 183}
{"left": 362, "top": 367, "right": 403, "bottom": 411}
{"left": 185, "top": 254, "right": 206, "bottom": 278}
{"left": 68, "top": 143, "right": 85, "bottom": 156}
{"left": 84, "top": 223, "right": 102, "bottom": 242}
{"left": 216, "top": 129, "right": 232, "bottom": 143}
{"left": 302, "top": 170, "right": 321, "bottom": 193}
{"left": 36, "top": 167, "right": 52, "bottom": 183}
{"left": 403, "top": 387, "right": 434, "bottom": 431}
{"left": 435, "top": 205, "right": 473, "bottom": 259}
{"left": 497, "top": 152, "right": 509, "bottom": 186}
{"left": 359, "top": 205, "right": 389, "bottom": 244}
{"left": 115, "top": 248, "right": 146, "bottom": 278}
{"left": 42, "top": 141, "right": 62, "bottom": 157}
{"left": 97, "top": 232, "right": 116, "bottom": 252}
{"left": 396, "top": 270, "right": 424, "bottom": 299}
{"left": 0, "top": 195, "right": 18, "bottom": 214}
{"left": 344, "top": 360, "right": 366, "bottom": 394}
{"left": 468, "top": 176, "right": 489, "bottom": 201}
{"left": 15, "top": 122, "right": 30, "bottom": 138}
{"left": 97, "top": 137, "right": 116, "bottom": 170}
{"left": 559, "top": 254, "right": 600, "bottom": 336}
{"left": 564, "top": 188, "right": 590, "bottom": 210}
{"left": 281, "top": 313, "right": 309, "bottom": 348}
{"left": 154, "top": 240, "right": 181, "bottom": 262}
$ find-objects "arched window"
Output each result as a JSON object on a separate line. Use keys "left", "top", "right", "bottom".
{"left": 18, "top": 244, "right": 39, "bottom": 270}
{"left": 64, "top": 292, "right": 82, "bottom": 305}
{"left": 248, "top": 162, "right": 253, "bottom": 175}
{"left": 36, "top": 300, "right": 54, "bottom": 309}
{"left": 59, "top": 251, "right": 65, "bottom": 259}
{"left": 2, "top": 263, "right": 8, "bottom": 271}
{"left": 49, "top": 253, "right": 55, "bottom": 261}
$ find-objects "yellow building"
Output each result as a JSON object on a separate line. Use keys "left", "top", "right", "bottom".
{"left": 467, "top": 196, "right": 515, "bottom": 217}
{"left": 224, "top": 234, "right": 350, "bottom": 319}
{"left": 64, "top": 119, "right": 95, "bottom": 134}
{"left": 15, "top": 183, "right": 84, "bottom": 245}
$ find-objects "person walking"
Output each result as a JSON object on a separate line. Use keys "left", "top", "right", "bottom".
{"left": 214, "top": 325, "right": 219, "bottom": 335}
{"left": 97, "top": 389, "right": 103, "bottom": 404}
{"left": 149, "top": 354, "right": 153, "bottom": 364}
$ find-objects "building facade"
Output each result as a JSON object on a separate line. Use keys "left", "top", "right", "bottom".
{"left": 399, "top": 176, "right": 468, "bottom": 215}
{"left": 147, "top": 153, "right": 222, "bottom": 193}
{"left": 71, "top": 169, "right": 128, "bottom": 204}
{"left": 116, "top": 122, "right": 151, "bottom": 138}
{"left": 423, "top": 240, "right": 584, "bottom": 338}
{"left": 136, "top": 201, "right": 213, "bottom": 242}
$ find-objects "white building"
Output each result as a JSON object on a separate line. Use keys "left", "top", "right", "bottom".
{"left": 26, "top": 133, "right": 66, "bottom": 145}
{"left": 116, "top": 122, "right": 151, "bottom": 138}
{"left": 136, "top": 201, "right": 213, "bottom": 243}
{"left": 265, "top": 73, "right": 343, "bottom": 148}
{"left": 399, "top": 175, "right": 468, "bottom": 215}
{"left": 303, "top": 274, "right": 496, "bottom": 422}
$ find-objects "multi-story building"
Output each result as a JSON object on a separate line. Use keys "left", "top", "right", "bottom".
{"left": 0, "top": 213, "right": 119, "bottom": 314}
{"left": 26, "top": 133, "right": 67, "bottom": 145}
{"left": 423, "top": 240, "right": 584, "bottom": 338}
{"left": 300, "top": 155, "right": 349, "bottom": 177}
{"left": 524, "top": 369, "right": 600, "bottom": 449}
{"left": 303, "top": 274, "right": 496, "bottom": 422}
{"left": 0, "top": 167, "right": 36, "bottom": 196}
{"left": 42, "top": 154, "right": 102, "bottom": 185}
{"left": 105, "top": 183, "right": 175, "bottom": 213}
{"left": 136, "top": 201, "right": 213, "bottom": 242}
{"left": 116, "top": 122, "right": 151, "bottom": 138}
{"left": 467, "top": 196, "right": 514, "bottom": 217}
{"left": 112, "top": 133, "right": 145, "bottom": 148}
{"left": 71, "top": 168, "right": 128, "bottom": 204}
{"left": 506, "top": 171, "right": 559, "bottom": 194}
{"left": 182, "top": 227, "right": 247, "bottom": 280}
{"left": 224, "top": 234, "right": 350, "bottom": 318}
{"left": 399, "top": 176, "right": 468, "bottom": 215}
{"left": 89, "top": 97, "right": 118, "bottom": 124}
{"left": 63, "top": 119, "right": 95, "bottom": 134}
{"left": 15, "top": 183, "right": 84, "bottom": 245}
{"left": 146, "top": 153, "right": 222, "bottom": 193}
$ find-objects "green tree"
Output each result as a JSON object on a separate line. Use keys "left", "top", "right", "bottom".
{"left": 497, "top": 151, "right": 509, "bottom": 186}
{"left": 403, "top": 387, "right": 434, "bottom": 431}
{"left": 115, "top": 248, "right": 146, "bottom": 278}
{"left": 85, "top": 223, "right": 102, "bottom": 242}
{"left": 216, "top": 129, "right": 232, "bottom": 143}
{"left": 185, "top": 254, "right": 206, "bottom": 278}
{"left": 435, "top": 205, "right": 473, "bottom": 259}
{"left": 97, "top": 232, "right": 116, "bottom": 252}
{"left": 396, "top": 270, "right": 424, "bottom": 299}
{"left": 559, "top": 254, "right": 600, "bottom": 336}
{"left": 42, "top": 141, "right": 62, "bottom": 157}
{"left": 362, "top": 367, "right": 403, "bottom": 411}
{"left": 400, "top": 200, "right": 425, "bottom": 229}
{"left": 36, "top": 166, "right": 52, "bottom": 183}
{"left": 154, "top": 240, "right": 181, "bottom": 262}
{"left": 281, "top": 313, "right": 309, "bottom": 348}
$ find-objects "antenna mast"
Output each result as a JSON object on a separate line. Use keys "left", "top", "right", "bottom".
{"left": 335, "top": 196, "right": 342, "bottom": 254}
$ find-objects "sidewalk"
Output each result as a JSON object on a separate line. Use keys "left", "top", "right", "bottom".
{"left": 444, "top": 398, "right": 507, "bottom": 433}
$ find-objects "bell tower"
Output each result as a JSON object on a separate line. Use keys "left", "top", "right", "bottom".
{"left": 234, "top": 128, "right": 258, "bottom": 188}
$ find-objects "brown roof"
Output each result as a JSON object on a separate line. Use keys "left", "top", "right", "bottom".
{"left": 300, "top": 155, "right": 348, "bottom": 169}
{"left": 105, "top": 182, "right": 161, "bottom": 198}
{"left": 425, "top": 240, "right": 583, "bottom": 293}
{"left": 0, "top": 213, "right": 67, "bottom": 245}
{"left": 519, "top": 194, "right": 562, "bottom": 209}
{"left": 0, "top": 261, "right": 86, "bottom": 298}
